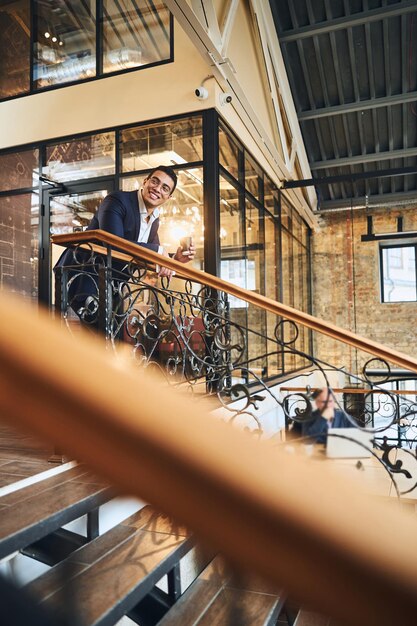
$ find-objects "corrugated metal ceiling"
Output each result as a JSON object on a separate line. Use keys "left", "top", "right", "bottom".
{"left": 270, "top": 0, "right": 417, "bottom": 210}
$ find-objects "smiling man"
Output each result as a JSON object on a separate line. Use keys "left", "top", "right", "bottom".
{"left": 55, "top": 165, "right": 195, "bottom": 320}
{"left": 85, "top": 165, "right": 195, "bottom": 277}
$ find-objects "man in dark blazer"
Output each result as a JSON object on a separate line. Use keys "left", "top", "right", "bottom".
{"left": 302, "top": 388, "right": 355, "bottom": 444}
{"left": 55, "top": 165, "right": 195, "bottom": 315}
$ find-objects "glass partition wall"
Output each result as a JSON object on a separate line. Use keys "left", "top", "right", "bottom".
{"left": 0, "top": 111, "right": 311, "bottom": 379}
{"left": 218, "top": 120, "right": 311, "bottom": 379}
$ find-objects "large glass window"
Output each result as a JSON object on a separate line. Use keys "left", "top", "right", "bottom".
{"left": 34, "top": 1, "right": 96, "bottom": 88}
{"left": 218, "top": 120, "right": 311, "bottom": 378}
{"left": 0, "top": 149, "right": 39, "bottom": 192}
{"left": 121, "top": 117, "right": 203, "bottom": 173}
{"left": 103, "top": 0, "right": 171, "bottom": 73}
{"left": 0, "top": 1, "right": 172, "bottom": 101}
{"left": 0, "top": 1, "right": 30, "bottom": 99}
{"left": 246, "top": 198, "right": 266, "bottom": 376}
{"left": 381, "top": 245, "right": 417, "bottom": 302}
{"left": 43, "top": 133, "right": 115, "bottom": 183}
{"left": 219, "top": 125, "right": 242, "bottom": 180}
{"left": 0, "top": 193, "right": 39, "bottom": 301}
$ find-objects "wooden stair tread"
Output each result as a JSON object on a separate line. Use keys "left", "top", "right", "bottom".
{"left": 26, "top": 506, "right": 193, "bottom": 626}
{"left": 294, "top": 610, "right": 334, "bottom": 626}
{"left": 158, "top": 558, "right": 284, "bottom": 626}
{"left": 0, "top": 466, "right": 112, "bottom": 559}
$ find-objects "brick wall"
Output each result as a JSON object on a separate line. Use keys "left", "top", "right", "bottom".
{"left": 312, "top": 204, "right": 417, "bottom": 375}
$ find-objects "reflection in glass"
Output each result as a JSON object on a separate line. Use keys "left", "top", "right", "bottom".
{"left": 265, "top": 213, "right": 281, "bottom": 377}
{"left": 264, "top": 176, "right": 278, "bottom": 217}
{"left": 122, "top": 168, "right": 204, "bottom": 271}
{"left": 0, "top": 1, "right": 30, "bottom": 98}
{"left": 246, "top": 199, "right": 266, "bottom": 377}
{"left": 34, "top": 0, "right": 96, "bottom": 88}
{"left": 0, "top": 150, "right": 39, "bottom": 192}
{"left": 281, "top": 227, "right": 295, "bottom": 371}
{"left": 44, "top": 133, "right": 115, "bottom": 182}
{"left": 49, "top": 190, "right": 108, "bottom": 306}
{"left": 103, "top": 0, "right": 171, "bottom": 73}
{"left": 49, "top": 191, "right": 107, "bottom": 237}
{"left": 220, "top": 178, "right": 247, "bottom": 376}
{"left": 121, "top": 117, "right": 203, "bottom": 172}
{"left": 219, "top": 125, "right": 242, "bottom": 180}
{"left": 0, "top": 193, "right": 39, "bottom": 301}
{"left": 281, "top": 197, "right": 292, "bottom": 231}
{"left": 245, "top": 153, "right": 262, "bottom": 200}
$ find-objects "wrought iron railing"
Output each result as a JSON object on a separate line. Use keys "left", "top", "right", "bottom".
{"left": 53, "top": 230, "right": 417, "bottom": 497}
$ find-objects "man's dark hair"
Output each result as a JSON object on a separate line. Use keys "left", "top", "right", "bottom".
{"left": 147, "top": 165, "right": 178, "bottom": 193}
{"left": 311, "top": 388, "right": 324, "bottom": 400}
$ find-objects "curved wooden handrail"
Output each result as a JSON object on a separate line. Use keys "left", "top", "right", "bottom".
{"left": 52, "top": 230, "right": 417, "bottom": 374}
{"left": 1, "top": 291, "right": 417, "bottom": 626}
{"left": 280, "top": 386, "right": 417, "bottom": 395}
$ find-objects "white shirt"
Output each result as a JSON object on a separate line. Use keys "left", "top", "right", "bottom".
{"left": 137, "top": 191, "right": 161, "bottom": 251}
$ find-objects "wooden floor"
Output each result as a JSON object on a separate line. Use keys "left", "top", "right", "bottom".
{"left": 0, "top": 421, "right": 55, "bottom": 488}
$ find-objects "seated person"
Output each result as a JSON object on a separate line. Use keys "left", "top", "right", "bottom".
{"left": 302, "top": 388, "right": 354, "bottom": 444}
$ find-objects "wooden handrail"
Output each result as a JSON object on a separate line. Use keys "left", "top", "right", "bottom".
{"left": 52, "top": 230, "right": 417, "bottom": 374}
{"left": 280, "top": 386, "right": 417, "bottom": 395}
{"left": 1, "top": 291, "right": 417, "bottom": 626}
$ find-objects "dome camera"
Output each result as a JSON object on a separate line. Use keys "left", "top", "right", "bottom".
{"left": 195, "top": 86, "right": 209, "bottom": 100}
{"left": 219, "top": 92, "right": 233, "bottom": 105}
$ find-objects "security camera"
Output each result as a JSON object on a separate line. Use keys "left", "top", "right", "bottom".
{"left": 195, "top": 86, "right": 208, "bottom": 100}
{"left": 219, "top": 92, "right": 233, "bottom": 105}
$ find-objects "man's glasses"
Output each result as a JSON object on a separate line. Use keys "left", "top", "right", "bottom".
{"left": 147, "top": 176, "right": 173, "bottom": 196}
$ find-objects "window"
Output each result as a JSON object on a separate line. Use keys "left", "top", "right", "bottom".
{"left": 0, "top": 1, "right": 30, "bottom": 99}
{"left": 0, "top": 1, "right": 172, "bottom": 100}
{"left": 381, "top": 245, "right": 417, "bottom": 302}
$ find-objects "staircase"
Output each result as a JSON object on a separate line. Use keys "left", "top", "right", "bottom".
{"left": 0, "top": 467, "right": 287, "bottom": 626}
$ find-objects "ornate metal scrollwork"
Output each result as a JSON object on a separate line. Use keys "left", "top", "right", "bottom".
{"left": 57, "top": 249, "right": 417, "bottom": 497}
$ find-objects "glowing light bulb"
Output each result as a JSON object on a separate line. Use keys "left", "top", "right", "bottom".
{"left": 52, "top": 36, "right": 57, "bottom": 43}
{"left": 44, "top": 32, "right": 50, "bottom": 38}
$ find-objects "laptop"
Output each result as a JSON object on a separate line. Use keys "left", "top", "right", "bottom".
{"left": 326, "top": 428, "right": 374, "bottom": 459}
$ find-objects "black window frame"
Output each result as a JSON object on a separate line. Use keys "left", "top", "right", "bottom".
{"left": 380, "top": 243, "right": 417, "bottom": 303}
{"left": 0, "top": 0, "right": 174, "bottom": 103}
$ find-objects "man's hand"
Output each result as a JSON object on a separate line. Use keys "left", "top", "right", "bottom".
{"left": 157, "top": 249, "right": 174, "bottom": 279}
{"left": 174, "top": 242, "right": 196, "bottom": 263}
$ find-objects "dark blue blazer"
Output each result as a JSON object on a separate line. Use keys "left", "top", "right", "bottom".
{"left": 85, "top": 190, "right": 160, "bottom": 250}
{"left": 302, "top": 409, "right": 354, "bottom": 444}
{"left": 55, "top": 191, "right": 160, "bottom": 308}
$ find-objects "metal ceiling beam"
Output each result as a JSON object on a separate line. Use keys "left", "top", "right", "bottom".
{"left": 249, "top": 0, "right": 290, "bottom": 166}
{"left": 192, "top": 0, "right": 222, "bottom": 50}
{"left": 220, "top": 0, "right": 239, "bottom": 56}
{"left": 310, "top": 147, "right": 417, "bottom": 170}
{"left": 279, "top": 0, "right": 417, "bottom": 42}
{"left": 283, "top": 165, "right": 417, "bottom": 189}
{"left": 319, "top": 189, "right": 417, "bottom": 211}
{"left": 298, "top": 92, "right": 417, "bottom": 122}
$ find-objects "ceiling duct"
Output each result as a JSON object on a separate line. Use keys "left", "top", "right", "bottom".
{"left": 36, "top": 47, "right": 142, "bottom": 83}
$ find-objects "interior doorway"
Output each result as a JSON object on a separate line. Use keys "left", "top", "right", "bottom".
{"left": 41, "top": 180, "right": 114, "bottom": 305}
